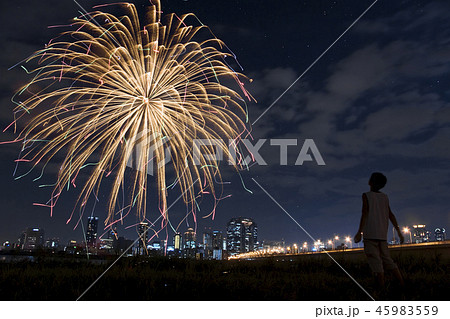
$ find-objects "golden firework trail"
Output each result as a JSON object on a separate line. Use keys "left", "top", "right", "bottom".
{"left": 6, "top": 1, "right": 253, "bottom": 228}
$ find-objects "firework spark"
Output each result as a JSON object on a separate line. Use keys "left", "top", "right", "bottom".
{"left": 8, "top": 1, "right": 253, "bottom": 227}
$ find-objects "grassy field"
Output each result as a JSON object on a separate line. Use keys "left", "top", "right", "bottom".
{"left": 0, "top": 248, "right": 448, "bottom": 301}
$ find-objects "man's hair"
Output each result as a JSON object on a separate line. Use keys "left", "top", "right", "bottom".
{"left": 369, "top": 172, "right": 387, "bottom": 190}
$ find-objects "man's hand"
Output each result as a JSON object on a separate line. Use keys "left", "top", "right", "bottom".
{"left": 354, "top": 232, "right": 362, "bottom": 243}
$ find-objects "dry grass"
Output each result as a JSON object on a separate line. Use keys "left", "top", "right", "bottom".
{"left": 0, "top": 248, "right": 448, "bottom": 301}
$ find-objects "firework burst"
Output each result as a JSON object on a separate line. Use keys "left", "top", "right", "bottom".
{"left": 8, "top": 1, "right": 253, "bottom": 227}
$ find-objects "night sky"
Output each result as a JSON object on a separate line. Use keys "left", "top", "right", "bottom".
{"left": 0, "top": 0, "right": 449, "bottom": 247}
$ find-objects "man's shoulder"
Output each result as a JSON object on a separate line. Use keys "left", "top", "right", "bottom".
{"left": 365, "top": 191, "right": 388, "bottom": 195}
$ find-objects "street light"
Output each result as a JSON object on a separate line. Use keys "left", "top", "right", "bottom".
{"left": 332, "top": 236, "right": 339, "bottom": 250}
{"left": 345, "top": 236, "right": 352, "bottom": 249}
{"left": 328, "top": 240, "right": 333, "bottom": 250}
{"left": 403, "top": 227, "right": 412, "bottom": 243}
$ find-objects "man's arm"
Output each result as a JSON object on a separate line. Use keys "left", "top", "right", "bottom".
{"left": 354, "top": 193, "right": 368, "bottom": 243}
{"left": 389, "top": 207, "right": 404, "bottom": 244}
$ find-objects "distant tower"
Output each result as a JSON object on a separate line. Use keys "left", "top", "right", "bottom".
{"left": 183, "top": 227, "right": 196, "bottom": 258}
{"left": 226, "top": 217, "right": 257, "bottom": 255}
{"left": 22, "top": 228, "right": 45, "bottom": 251}
{"left": 137, "top": 222, "right": 149, "bottom": 255}
{"left": 86, "top": 217, "right": 99, "bottom": 246}
{"left": 434, "top": 228, "right": 446, "bottom": 241}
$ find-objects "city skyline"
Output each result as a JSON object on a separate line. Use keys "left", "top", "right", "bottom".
{"left": 2, "top": 217, "right": 445, "bottom": 254}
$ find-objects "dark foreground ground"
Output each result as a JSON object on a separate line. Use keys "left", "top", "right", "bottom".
{"left": 0, "top": 247, "right": 448, "bottom": 301}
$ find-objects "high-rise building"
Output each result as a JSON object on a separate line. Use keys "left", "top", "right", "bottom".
{"left": 22, "top": 228, "right": 45, "bottom": 251}
{"left": 212, "top": 230, "right": 223, "bottom": 260}
{"left": 183, "top": 227, "right": 196, "bottom": 258}
{"left": 137, "top": 222, "right": 149, "bottom": 255}
{"left": 203, "top": 228, "right": 213, "bottom": 259}
{"left": 173, "top": 232, "right": 182, "bottom": 250}
{"left": 226, "top": 217, "right": 257, "bottom": 255}
{"left": 99, "top": 227, "right": 117, "bottom": 251}
{"left": 86, "top": 216, "right": 99, "bottom": 246}
{"left": 200, "top": 228, "right": 224, "bottom": 260}
{"left": 434, "top": 228, "right": 446, "bottom": 241}
{"left": 412, "top": 224, "right": 431, "bottom": 243}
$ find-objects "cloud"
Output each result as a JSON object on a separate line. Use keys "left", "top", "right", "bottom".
{"left": 231, "top": 2, "right": 450, "bottom": 238}
{"left": 325, "top": 44, "right": 394, "bottom": 99}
